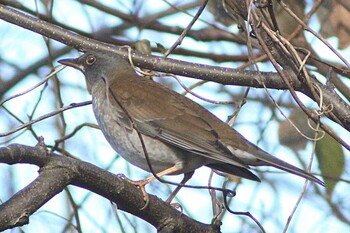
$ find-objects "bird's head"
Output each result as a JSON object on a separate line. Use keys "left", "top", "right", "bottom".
{"left": 58, "top": 51, "right": 130, "bottom": 93}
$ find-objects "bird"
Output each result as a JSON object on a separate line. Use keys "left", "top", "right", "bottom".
{"left": 58, "top": 50, "right": 324, "bottom": 204}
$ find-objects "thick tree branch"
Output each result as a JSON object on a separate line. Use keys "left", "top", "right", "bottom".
{"left": 0, "top": 4, "right": 284, "bottom": 87}
{"left": 0, "top": 143, "right": 218, "bottom": 232}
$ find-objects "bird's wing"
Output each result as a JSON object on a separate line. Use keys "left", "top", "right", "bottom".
{"left": 108, "top": 76, "right": 247, "bottom": 168}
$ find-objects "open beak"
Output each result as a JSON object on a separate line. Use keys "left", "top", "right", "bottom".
{"left": 58, "top": 58, "right": 85, "bottom": 72}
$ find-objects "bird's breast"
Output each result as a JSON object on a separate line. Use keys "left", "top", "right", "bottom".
{"left": 91, "top": 92, "right": 206, "bottom": 174}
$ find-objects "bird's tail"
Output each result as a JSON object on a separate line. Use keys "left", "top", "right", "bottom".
{"left": 255, "top": 150, "right": 325, "bottom": 186}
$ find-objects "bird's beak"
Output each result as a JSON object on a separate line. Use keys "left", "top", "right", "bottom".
{"left": 58, "top": 58, "right": 85, "bottom": 72}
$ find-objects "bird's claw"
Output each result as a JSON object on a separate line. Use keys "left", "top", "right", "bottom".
{"left": 127, "top": 178, "right": 151, "bottom": 210}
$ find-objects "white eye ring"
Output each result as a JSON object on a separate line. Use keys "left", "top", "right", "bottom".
{"left": 86, "top": 55, "right": 96, "bottom": 65}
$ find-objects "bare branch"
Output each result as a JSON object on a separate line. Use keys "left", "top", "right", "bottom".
{"left": 0, "top": 143, "right": 218, "bottom": 232}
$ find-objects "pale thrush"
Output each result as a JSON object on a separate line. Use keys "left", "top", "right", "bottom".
{"left": 58, "top": 51, "right": 324, "bottom": 203}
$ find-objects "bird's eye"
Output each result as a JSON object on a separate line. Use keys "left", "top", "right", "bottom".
{"left": 85, "top": 55, "right": 96, "bottom": 65}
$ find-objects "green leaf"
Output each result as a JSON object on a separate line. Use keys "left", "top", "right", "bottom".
{"left": 315, "top": 133, "right": 345, "bottom": 197}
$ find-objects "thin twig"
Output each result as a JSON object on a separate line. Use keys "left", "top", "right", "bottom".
{"left": 164, "top": 0, "right": 209, "bottom": 57}
{"left": 0, "top": 66, "right": 64, "bottom": 107}
{"left": 0, "top": 101, "right": 91, "bottom": 137}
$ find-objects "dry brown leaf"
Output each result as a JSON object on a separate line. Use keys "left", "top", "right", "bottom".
{"left": 318, "top": 0, "right": 350, "bottom": 50}
{"left": 278, "top": 109, "right": 315, "bottom": 151}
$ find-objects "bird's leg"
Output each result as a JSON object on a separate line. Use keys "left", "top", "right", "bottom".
{"left": 128, "top": 165, "right": 183, "bottom": 210}
{"left": 165, "top": 171, "right": 194, "bottom": 204}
